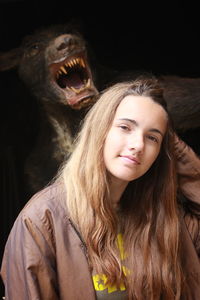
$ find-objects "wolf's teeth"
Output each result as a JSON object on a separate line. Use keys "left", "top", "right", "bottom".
{"left": 80, "top": 58, "right": 85, "bottom": 67}
{"left": 86, "top": 78, "right": 90, "bottom": 88}
{"left": 60, "top": 66, "right": 67, "bottom": 74}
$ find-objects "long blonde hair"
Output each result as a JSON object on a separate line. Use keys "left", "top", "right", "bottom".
{"left": 60, "top": 77, "right": 185, "bottom": 299}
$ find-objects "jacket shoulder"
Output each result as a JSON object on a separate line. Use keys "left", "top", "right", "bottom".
{"left": 20, "top": 180, "right": 68, "bottom": 221}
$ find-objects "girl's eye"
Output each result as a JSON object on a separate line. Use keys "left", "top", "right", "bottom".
{"left": 119, "top": 125, "right": 130, "bottom": 131}
{"left": 147, "top": 135, "right": 159, "bottom": 143}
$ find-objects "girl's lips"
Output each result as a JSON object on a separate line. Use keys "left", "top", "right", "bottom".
{"left": 120, "top": 155, "right": 141, "bottom": 165}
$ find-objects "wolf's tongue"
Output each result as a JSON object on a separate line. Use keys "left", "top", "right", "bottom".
{"left": 58, "top": 73, "right": 83, "bottom": 89}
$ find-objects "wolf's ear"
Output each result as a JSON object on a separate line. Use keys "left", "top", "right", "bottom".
{"left": 0, "top": 47, "right": 23, "bottom": 71}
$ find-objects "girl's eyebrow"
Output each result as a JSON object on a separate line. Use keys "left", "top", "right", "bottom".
{"left": 117, "top": 118, "right": 164, "bottom": 137}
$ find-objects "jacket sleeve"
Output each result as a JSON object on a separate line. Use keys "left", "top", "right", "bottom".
{"left": 1, "top": 211, "right": 59, "bottom": 300}
{"left": 174, "top": 135, "right": 200, "bottom": 257}
{"left": 174, "top": 135, "right": 200, "bottom": 204}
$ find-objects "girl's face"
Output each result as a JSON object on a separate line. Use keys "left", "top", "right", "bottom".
{"left": 103, "top": 95, "right": 168, "bottom": 188}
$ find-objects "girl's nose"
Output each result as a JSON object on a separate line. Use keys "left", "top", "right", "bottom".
{"left": 128, "top": 133, "right": 144, "bottom": 153}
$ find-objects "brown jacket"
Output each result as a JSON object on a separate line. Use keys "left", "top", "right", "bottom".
{"left": 1, "top": 140, "right": 200, "bottom": 299}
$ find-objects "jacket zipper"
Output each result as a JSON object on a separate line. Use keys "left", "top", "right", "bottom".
{"left": 68, "top": 218, "right": 89, "bottom": 260}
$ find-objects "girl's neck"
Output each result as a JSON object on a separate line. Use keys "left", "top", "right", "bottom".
{"left": 109, "top": 178, "right": 128, "bottom": 209}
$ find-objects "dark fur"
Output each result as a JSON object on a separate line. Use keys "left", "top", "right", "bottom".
{"left": 0, "top": 23, "right": 99, "bottom": 195}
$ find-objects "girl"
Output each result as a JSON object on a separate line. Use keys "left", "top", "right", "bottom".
{"left": 1, "top": 77, "right": 200, "bottom": 299}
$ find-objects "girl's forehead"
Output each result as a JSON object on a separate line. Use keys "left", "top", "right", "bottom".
{"left": 114, "top": 95, "right": 168, "bottom": 133}
{"left": 115, "top": 95, "right": 166, "bottom": 117}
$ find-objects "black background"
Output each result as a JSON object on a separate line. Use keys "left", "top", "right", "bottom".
{"left": 0, "top": 0, "right": 200, "bottom": 77}
{"left": 0, "top": 0, "right": 200, "bottom": 297}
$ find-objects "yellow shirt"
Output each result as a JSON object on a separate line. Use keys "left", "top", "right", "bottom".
{"left": 92, "top": 234, "right": 128, "bottom": 299}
